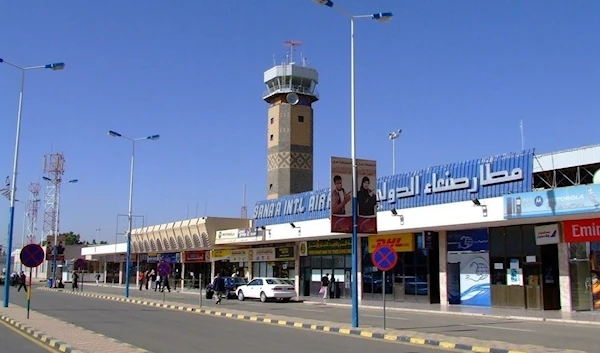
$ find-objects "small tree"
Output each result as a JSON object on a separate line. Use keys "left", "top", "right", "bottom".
{"left": 61, "top": 231, "right": 81, "bottom": 245}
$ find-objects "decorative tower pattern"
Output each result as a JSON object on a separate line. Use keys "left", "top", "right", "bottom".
{"left": 263, "top": 41, "right": 319, "bottom": 199}
{"left": 26, "top": 182, "right": 41, "bottom": 244}
{"left": 42, "top": 153, "right": 65, "bottom": 244}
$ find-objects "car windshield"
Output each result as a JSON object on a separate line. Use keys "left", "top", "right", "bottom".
{"left": 265, "top": 279, "right": 287, "bottom": 285}
{"left": 230, "top": 277, "right": 247, "bottom": 284}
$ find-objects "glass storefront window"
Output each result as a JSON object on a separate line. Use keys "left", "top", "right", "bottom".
{"left": 361, "top": 236, "right": 429, "bottom": 301}
{"left": 522, "top": 225, "right": 538, "bottom": 258}
{"left": 569, "top": 243, "right": 587, "bottom": 260}
{"left": 505, "top": 226, "right": 522, "bottom": 257}
{"left": 301, "top": 254, "right": 353, "bottom": 298}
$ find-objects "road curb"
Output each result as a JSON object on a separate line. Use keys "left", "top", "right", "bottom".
{"left": 303, "top": 300, "right": 600, "bottom": 327}
{"left": 0, "top": 313, "right": 85, "bottom": 353}
{"left": 39, "top": 287, "right": 528, "bottom": 353}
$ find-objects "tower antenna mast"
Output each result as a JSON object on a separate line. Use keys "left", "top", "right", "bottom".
{"left": 283, "top": 40, "right": 302, "bottom": 64}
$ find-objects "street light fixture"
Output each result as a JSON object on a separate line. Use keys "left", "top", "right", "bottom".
{"left": 108, "top": 130, "right": 160, "bottom": 298}
{"left": 313, "top": 0, "right": 393, "bottom": 328}
{"left": 1, "top": 57, "right": 65, "bottom": 308}
{"left": 388, "top": 129, "right": 402, "bottom": 175}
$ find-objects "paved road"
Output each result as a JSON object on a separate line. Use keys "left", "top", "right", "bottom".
{"left": 0, "top": 319, "right": 56, "bottom": 353}
{"left": 6, "top": 288, "right": 449, "bottom": 353}
{"left": 77, "top": 284, "right": 598, "bottom": 352}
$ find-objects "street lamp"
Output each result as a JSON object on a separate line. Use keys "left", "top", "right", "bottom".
{"left": 1, "top": 57, "right": 65, "bottom": 308}
{"left": 388, "top": 129, "right": 402, "bottom": 175}
{"left": 43, "top": 177, "right": 77, "bottom": 287}
{"left": 108, "top": 130, "right": 159, "bottom": 298}
{"left": 313, "top": 0, "right": 392, "bottom": 328}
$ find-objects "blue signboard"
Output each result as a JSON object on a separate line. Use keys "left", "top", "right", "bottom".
{"left": 254, "top": 149, "right": 534, "bottom": 226}
{"left": 447, "top": 228, "right": 489, "bottom": 252}
{"left": 504, "top": 184, "right": 600, "bottom": 219}
{"left": 157, "top": 253, "right": 178, "bottom": 264}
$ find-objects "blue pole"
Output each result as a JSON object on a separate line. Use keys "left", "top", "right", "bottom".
{"left": 125, "top": 231, "right": 131, "bottom": 297}
{"left": 124, "top": 141, "right": 136, "bottom": 298}
{"left": 3, "top": 207, "right": 16, "bottom": 307}
{"left": 51, "top": 245, "right": 57, "bottom": 287}
{"left": 349, "top": 17, "right": 359, "bottom": 328}
{"left": 3, "top": 69, "right": 26, "bottom": 308}
{"left": 351, "top": 196, "right": 359, "bottom": 327}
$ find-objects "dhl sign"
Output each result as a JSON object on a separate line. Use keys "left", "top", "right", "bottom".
{"left": 368, "top": 233, "right": 414, "bottom": 253}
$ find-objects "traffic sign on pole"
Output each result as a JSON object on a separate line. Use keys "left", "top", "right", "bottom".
{"left": 19, "top": 243, "right": 45, "bottom": 319}
{"left": 371, "top": 245, "right": 397, "bottom": 330}
{"left": 74, "top": 258, "right": 86, "bottom": 269}
{"left": 157, "top": 261, "right": 172, "bottom": 277}
{"left": 371, "top": 245, "right": 398, "bottom": 272}
{"left": 20, "top": 244, "right": 45, "bottom": 268}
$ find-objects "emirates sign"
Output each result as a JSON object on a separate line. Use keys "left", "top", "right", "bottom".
{"left": 563, "top": 218, "right": 600, "bottom": 243}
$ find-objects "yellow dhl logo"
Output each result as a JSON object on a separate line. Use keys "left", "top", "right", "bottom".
{"left": 375, "top": 238, "right": 407, "bottom": 247}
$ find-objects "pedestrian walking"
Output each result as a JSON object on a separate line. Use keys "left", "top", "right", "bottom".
{"left": 72, "top": 271, "right": 79, "bottom": 291}
{"left": 212, "top": 273, "right": 226, "bottom": 305}
{"left": 17, "top": 271, "right": 27, "bottom": 292}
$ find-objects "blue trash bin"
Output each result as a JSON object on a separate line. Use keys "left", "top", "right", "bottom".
{"left": 48, "top": 278, "right": 53, "bottom": 288}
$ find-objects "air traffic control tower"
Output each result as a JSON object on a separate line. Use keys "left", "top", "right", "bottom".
{"left": 263, "top": 41, "right": 319, "bottom": 200}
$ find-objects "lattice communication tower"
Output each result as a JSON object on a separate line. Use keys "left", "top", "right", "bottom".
{"left": 26, "top": 182, "right": 41, "bottom": 244}
{"left": 42, "top": 153, "right": 65, "bottom": 244}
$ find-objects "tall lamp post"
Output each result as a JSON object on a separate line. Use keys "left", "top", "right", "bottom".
{"left": 44, "top": 177, "right": 77, "bottom": 287}
{"left": 388, "top": 129, "right": 402, "bottom": 175}
{"left": 313, "top": 0, "right": 392, "bottom": 328}
{"left": 1, "top": 57, "right": 65, "bottom": 307}
{"left": 108, "top": 130, "right": 159, "bottom": 298}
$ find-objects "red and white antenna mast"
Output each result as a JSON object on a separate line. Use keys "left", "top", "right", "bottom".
{"left": 283, "top": 40, "right": 302, "bottom": 64}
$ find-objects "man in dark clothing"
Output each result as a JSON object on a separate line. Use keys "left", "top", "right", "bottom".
{"left": 161, "top": 274, "right": 171, "bottom": 293}
{"left": 212, "top": 273, "right": 226, "bottom": 304}
{"left": 17, "top": 272, "right": 27, "bottom": 292}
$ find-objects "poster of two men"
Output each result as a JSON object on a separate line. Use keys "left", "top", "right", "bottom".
{"left": 330, "top": 157, "right": 377, "bottom": 234}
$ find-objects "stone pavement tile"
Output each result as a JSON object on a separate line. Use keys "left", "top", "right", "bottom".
{"left": 0, "top": 303, "right": 151, "bottom": 353}
{"left": 45, "top": 288, "right": 587, "bottom": 353}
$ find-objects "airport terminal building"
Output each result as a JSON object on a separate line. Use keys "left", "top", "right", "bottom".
{"left": 82, "top": 144, "right": 600, "bottom": 313}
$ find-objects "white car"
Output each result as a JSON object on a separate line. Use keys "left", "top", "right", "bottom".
{"left": 236, "top": 277, "right": 296, "bottom": 303}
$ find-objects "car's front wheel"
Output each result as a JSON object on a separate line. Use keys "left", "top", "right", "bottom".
{"left": 237, "top": 290, "right": 245, "bottom": 301}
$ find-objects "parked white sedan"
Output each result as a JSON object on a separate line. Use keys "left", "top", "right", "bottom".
{"left": 237, "top": 277, "right": 296, "bottom": 303}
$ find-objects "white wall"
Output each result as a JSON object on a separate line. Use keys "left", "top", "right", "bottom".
{"left": 263, "top": 197, "right": 504, "bottom": 241}
{"left": 84, "top": 197, "right": 505, "bottom": 252}
{"left": 378, "top": 197, "right": 504, "bottom": 233}
{"left": 81, "top": 243, "right": 127, "bottom": 256}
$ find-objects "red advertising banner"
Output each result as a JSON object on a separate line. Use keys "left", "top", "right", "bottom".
{"left": 330, "top": 157, "right": 378, "bottom": 234}
{"left": 563, "top": 218, "right": 600, "bottom": 243}
{"left": 184, "top": 251, "right": 209, "bottom": 263}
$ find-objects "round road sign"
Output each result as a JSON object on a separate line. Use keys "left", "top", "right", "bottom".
{"left": 75, "top": 258, "right": 86, "bottom": 269}
{"left": 157, "top": 261, "right": 172, "bottom": 277}
{"left": 20, "top": 244, "right": 45, "bottom": 268}
{"left": 371, "top": 245, "right": 398, "bottom": 272}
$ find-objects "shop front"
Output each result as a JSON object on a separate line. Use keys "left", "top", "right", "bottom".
{"left": 486, "top": 224, "right": 561, "bottom": 310}
{"left": 363, "top": 233, "right": 439, "bottom": 303}
{"left": 250, "top": 245, "right": 296, "bottom": 279}
{"left": 182, "top": 250, "right": 211, "bottom": 289}
{"left": 212, "top": 249, "right": 250, "bottom": 278}
{"left": 213, "top": 227, "right": 265, "bottom": 279}
{"left": 447, "top": 228, "right": 491, "bottom": 307}
{"left": 564, "top": 218, "right": 600, "bottom": 312}
{"left": 300, "top": 238, "right": 351, "bottom": 298}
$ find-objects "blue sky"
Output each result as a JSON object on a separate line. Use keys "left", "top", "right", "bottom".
{"left": 1, "top": 0, "right": 599, "bottom": 246}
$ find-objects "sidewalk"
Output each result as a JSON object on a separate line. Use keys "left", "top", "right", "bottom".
{"left": 92, "top": 283, "right": 600, "bottom": 325}
{"left": 0, "top": 303, "right": 151, "bottom": 353}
